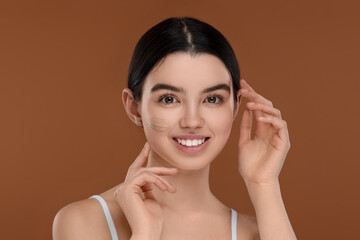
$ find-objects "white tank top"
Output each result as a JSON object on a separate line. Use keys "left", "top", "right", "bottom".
{"left": 89, "top": 195, "right": 238, "bottom": 240}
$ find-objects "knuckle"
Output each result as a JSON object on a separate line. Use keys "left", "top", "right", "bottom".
{"left": 155, "top": 178, "right": 164, "bottom": 185}
{"left": 139, "top": 173, "right": 152, "bottom": 183}
{"left": 148, "top": 177, "right": 159, "bottom": 184}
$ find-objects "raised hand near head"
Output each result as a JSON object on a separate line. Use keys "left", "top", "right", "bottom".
{"left": 237, "top": 79, "right": 291, "bottom": 186}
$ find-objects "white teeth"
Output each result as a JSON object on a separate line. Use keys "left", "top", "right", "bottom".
{"left": 176, "top": 138, "right": 206, "bottom": 147}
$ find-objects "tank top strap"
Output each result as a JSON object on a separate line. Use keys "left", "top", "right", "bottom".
{"left": 231, "top": 208, "right": 237, "bottom": 240}
{"left": 89, "top": 195, "right": 119, "bottom": 240}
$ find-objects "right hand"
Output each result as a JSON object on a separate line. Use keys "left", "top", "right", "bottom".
{"left": 113, "top": 142, "right": 178, "bottom": 239}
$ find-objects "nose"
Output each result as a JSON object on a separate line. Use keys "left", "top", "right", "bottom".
{"left": 180, "top": 103, "right": 205, "bottom": 129}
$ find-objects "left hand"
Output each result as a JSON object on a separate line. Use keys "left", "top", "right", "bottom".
{"left": 237, "top": 79, "right": 291, "bottom": 186}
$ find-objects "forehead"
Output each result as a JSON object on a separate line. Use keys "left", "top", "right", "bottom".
{"left": 144, "top": 52, "right": 232, "bottom": 90}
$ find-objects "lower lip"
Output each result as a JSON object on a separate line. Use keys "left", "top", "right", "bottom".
{"left": 172, "top": 138, "right": 210, "bottom": 153}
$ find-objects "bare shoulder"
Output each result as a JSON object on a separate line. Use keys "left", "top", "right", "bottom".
{"left": 236, "top": 212, "right": 260, "bottom": 240}
{"left": 52, "top": 184, "right": 131, "bottom": 240}
{"left": 52, "top": 197, "right": 112, "bottom": 240}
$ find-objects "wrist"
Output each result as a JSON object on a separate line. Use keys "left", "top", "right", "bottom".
{"left": 244, "top": 178, "right": 280, "bottom": 189}
{"left": 131, "top": 230, "right": 161, "bottom": 240}
{"left": 130, "top": 235, "right": 159, "bottom": 240}
{"left": 245, "top": 179, "right": 282, "bottom": 206}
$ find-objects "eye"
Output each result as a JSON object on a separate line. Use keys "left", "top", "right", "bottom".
{"left": 205, "top": 94, "right": 224, "bottom": 104}
{"left": 158, "top": 94, "right": 179, "bottom": 105}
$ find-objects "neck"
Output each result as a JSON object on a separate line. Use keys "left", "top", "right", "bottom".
{"left": 146, "top": 150, "right": 220, "bottom": 214}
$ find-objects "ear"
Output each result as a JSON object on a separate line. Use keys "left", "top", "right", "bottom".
{"left": 122, "top": 88, "right": 142, "bottom": 126}
{"left": 233, "top": 90, "right": 242, "bottom": 121}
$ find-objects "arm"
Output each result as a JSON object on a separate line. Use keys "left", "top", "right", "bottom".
{"left": 246, "top": 181, "right": 296, "bottom": 240}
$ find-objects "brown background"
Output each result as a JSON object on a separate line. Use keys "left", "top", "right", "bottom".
{"left": 1, "top": 0, "right": 359, "bottom": 239}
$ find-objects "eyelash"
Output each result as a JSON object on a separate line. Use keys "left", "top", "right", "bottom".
{"left": 157, "top": 93, "right": 224, "bottom": 105}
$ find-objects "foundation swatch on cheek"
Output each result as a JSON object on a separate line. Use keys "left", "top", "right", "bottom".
{"left": 150, "top": 118, "right": 170, "bottom": 132}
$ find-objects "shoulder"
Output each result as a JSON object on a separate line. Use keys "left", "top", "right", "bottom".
{"left": 236, "top": 212, "right": 260, "bottom": 240}
{"left": 52, "top": 196, "right": 115, "bottom": 240}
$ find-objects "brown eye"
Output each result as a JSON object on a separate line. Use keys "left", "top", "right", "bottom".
{"left": 207, "top": 96, "right": 217, "bottom": 103}
{"left": 159, "top": 94, "right": 179, "bottom": 105}
{"left": 205, "top": 95, "right": 223, "bottom": 104}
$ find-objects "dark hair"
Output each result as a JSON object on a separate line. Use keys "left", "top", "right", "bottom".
{"left": 128, "top": 17, "right": 241, "bottom": 103}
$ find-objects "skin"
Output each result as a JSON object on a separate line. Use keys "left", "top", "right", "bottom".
{"left": 150, "top": 118, "right": 170, "bottom": 132}
{"left": 52, "top": 52, "right": 296, "bottom": 240}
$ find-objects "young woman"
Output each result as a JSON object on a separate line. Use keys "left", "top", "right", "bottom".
{"left": 53, "top": 17, "right": 297, "bottom": 240}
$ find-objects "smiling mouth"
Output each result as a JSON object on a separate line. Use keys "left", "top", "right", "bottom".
{"left": 172, "top": 137, "right": 210, "bottom": 147}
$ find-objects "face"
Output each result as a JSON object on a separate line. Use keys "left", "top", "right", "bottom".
{"left": 137, "top": 52, "right": 239, "bottom": 171}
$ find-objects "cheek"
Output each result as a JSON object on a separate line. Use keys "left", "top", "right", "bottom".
{"left": 207, "top": 105, "right": 234, "bottom": 138}
{"left": 141, "top": 103, "right": 177, "bottom": 141}
{"left": 150, "top": 118, "right": 170, "bottom": 132}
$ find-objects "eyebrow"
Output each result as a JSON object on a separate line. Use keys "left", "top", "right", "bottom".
{"left": 150, "top": 83, "right": 231, "bottom": 94}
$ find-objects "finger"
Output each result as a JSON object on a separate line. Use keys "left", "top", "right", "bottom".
{"left": 147, "top": 172, "right": 177, "bottom": 193}
{"left": 136, "top": 171, "right": 177, "bottom": 193}
{"left": 258, "top": 116, "right": 288, "bottom": 143}
{"left": 141, "top": 174, "right": 168, "bottom": 192}
{"left": 240, "top": 79, "right": 273, "bottom": 106}
{"left": 239, "top": 109, "right": 252, "bottom": 145}
{"left": 138, "top": 169, "right": 178, "bottom": 192}
{"left": 123, "top": 174, "right": 166, "bottom": 205}
{"left": 130, "top": 172, "right": 170, "bottom": 199}
{"left": 140, "top": 167, "right": 178, "bottom": 176}
{"left": 240, "top": 79, "right": 255, "bottom": 92}
{"left": 246, "top": 102, "right": 282, "bottom": 119}
{"left": 130, "top": 142, "right": 151, "bottom": 169}
{"left": 240, "top": 89, "right": 263, "bottom": 121}
{"left": 240, "top": 89, "right": 273, "bottom": 107}
{"left": 140, "top": 182, "right": 158, "bottom": 201}
{"left": 240, "top": 83, "right": 269, "bottom": 122}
